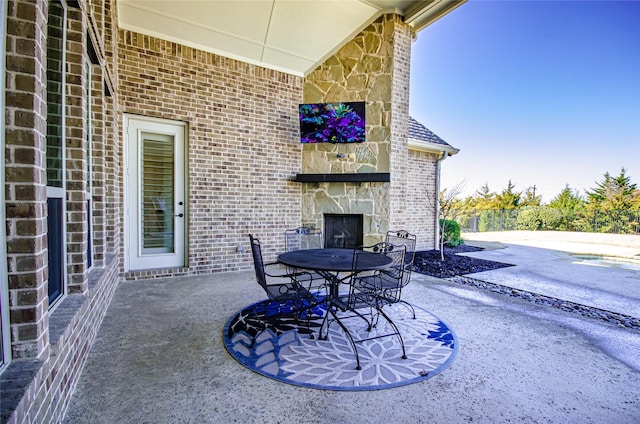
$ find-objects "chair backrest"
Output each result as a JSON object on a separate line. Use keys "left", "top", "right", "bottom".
{"left": 355, "top": 242, "right": 406, "bottom": 282}
{"left": 348, "top": 242, "right": 406, "bottom": 309}
{"left": 386, "top": 230, "right": 416, "bottom": 266}
{"left": 285, "top": 227, "right": 323, "bottom": 252}
{"left": 386, "top": 230, "right": 416, "bottom": 286}
{"left": 248, "top": 234, "right": 268, "bottom": 291}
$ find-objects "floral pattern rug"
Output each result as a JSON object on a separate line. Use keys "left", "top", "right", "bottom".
{"left": 223, "top": 298, "right": 458, "bottom": 391}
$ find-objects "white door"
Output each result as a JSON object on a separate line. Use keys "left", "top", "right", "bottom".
{"left": 125, "top": 115, "right": 186, "bottom": 271}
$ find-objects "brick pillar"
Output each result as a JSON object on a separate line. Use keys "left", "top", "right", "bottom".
{"left": 103, "top": 1, "right": 120, "bottom": 258}
{"left": 4, "top": 0, "right": 50, "bottom": 360}
{"left": 104, "top": 92, "right": 120, "bottom": 257}
{"left": 65, "top": 7, "right": 89, "bottom": 293}
{"left": 90, "top": 65, "right": 106, "bottom": 267}
{"left": 388, "top": 16, "right": 414, "bottom": 231}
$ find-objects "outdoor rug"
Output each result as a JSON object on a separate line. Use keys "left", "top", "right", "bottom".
{"left": 223, "top": 298, "right": 458, "bottom": 391}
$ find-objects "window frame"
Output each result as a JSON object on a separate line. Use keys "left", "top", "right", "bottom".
{"left": 85, "top": 56, "right": 94, "bottom": 270}
{"left": 0, "top": 0, "right": 11, "bottom": 372}
{"left": 46, "top": 0, "right": 68, "bottom": 310}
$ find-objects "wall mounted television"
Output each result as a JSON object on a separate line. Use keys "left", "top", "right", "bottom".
{"left": 299, "top": 101, "right": 366, "bottom": 143}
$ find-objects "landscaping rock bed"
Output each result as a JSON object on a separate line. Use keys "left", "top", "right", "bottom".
{"left": 413, "top": 245, "right": 513, "bottom": 279}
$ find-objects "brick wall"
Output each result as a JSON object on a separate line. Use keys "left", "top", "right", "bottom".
{"left": 117, "top": 32, "right": 306, "bottom": 275}
{"left": 90, "top": 64, "right": 106, "bottom": 268}
{"left": 65, "top": 7, "right": 89, "bottom": 294}
{"left": 389, "top": 15, "right": 413, "bottom": 232}
{"left": 389, "top": 16, "right": 440, "bottom": 250}
{"left": 102, "top": 0, "right": 121, "bottom": 257}
{"left": 4, "top": 0, "right": 49, "bottom": 362}
{"left": 407, "top": 150, "right": 439, "bottom": 250}
{"left": 1, "top": 0, "right": 122, "bottom": 422}
{"left": 1, "top": 256, "right": 120, "bottom": 424}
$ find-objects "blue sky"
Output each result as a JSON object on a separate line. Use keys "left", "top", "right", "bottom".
{"left": 409, "top": 0, "right": 640, "bottom": 203}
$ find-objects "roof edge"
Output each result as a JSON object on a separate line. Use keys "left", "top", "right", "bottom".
{"left": 405, "top": 0, "right": 468, "bottom": 32}
{"left": 408, "top": 138, "right": 460, "bottom": 155}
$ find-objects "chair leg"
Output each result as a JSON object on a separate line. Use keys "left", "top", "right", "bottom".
{"left": 328, "top": 308, "right": 362, "bottom": 370}
{"left": 398, "top": 300, "right": 416, "bottom": 319}
{"left": 293, "top": 296, "right": 328, "bottom": 338}
{"left": 318, "top": 301, "right": 362, "bottom": 370}
{"left": 376, "top": 307, "right": 407, "bottom": 360}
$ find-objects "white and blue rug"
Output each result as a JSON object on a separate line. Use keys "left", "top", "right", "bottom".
{"left": 223, "top": 298, "right": 458, "bottom": 391}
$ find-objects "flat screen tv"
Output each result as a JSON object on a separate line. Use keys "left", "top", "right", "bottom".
{"left": 299, "top": 101, "right": 366, "bottom": 143}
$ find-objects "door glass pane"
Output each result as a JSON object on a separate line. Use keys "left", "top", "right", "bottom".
{"left": 141, "top": 132, "right": 175, "bottom": 254}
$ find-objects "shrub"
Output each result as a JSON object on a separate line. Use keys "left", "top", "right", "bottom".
{"left": 516, "top": 207, "right": 563, "bottom": 230}
{"left": 440, "top": 219, "right": 464, "bottom": 246}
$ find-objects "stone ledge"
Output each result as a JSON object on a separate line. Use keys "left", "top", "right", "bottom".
{"left": 293, "top": 173, "right": 390, "bottom": 183}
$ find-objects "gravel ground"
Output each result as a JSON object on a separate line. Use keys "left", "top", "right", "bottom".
{"left": 413, "top": 245, "right": 514, "bottom": 279}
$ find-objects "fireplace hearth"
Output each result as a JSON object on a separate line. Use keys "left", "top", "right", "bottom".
{"left": 324, "top": 214, "right": 363, "bottom": 249}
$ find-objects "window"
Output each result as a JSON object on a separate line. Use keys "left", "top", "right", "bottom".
{"left": 85, "top": 59, "right": 93, "bottom": 269}
{"left": 46, "top": 0, "right": 67, "bottom": 307}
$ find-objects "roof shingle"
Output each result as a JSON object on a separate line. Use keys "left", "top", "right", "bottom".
{"left": 408, "top": 116, "right": 453, "bottom": 147}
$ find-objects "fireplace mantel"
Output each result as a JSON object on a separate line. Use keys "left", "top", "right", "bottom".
{"left": 293, "top": 173, "right": 390, "bottom": 183}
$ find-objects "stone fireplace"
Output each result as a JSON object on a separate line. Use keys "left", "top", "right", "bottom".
{"left": 324, "top": 214, "right": 364, "bottom": 249}
{"left": 300, "top": 178, "right": 389, "bottom": 247}
{"left": 296, "top": 15, "right": 436, "bottom": 250}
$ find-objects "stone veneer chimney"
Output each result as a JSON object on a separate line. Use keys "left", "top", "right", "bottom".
{"left": 300, "top": 14, "right": 414, "bottom": 246}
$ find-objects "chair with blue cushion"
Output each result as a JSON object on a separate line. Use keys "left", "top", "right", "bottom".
{"left": 248, "top": 234, "right": 319, "bottom": 338}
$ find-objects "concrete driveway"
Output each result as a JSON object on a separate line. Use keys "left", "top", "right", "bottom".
{"left": 62, "top": 239, "right": 640, "bottom": 423}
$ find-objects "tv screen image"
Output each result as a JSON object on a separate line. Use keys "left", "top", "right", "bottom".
{"left": 299, "top": 101, "right": 366, "bottom": 143}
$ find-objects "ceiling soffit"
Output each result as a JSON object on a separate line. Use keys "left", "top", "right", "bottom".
{"left": 118, "top": 0, "right": 465, "bottom": 76}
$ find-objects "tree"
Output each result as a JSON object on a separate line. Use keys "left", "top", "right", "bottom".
{"left": 438, "top": 181, "right": 466, "bottom": 260}
{"left": 586, "top": 168, "right": 637, "bottom": 208}
{"left": 585, "top": 168, "right": 639, "bottom": 233}
{"left": 494, "top": 180, "right": 521, "bottom": 210}
{"left": 472, "top": 183, "right": 495, "bottom": 209}
{"left": 548, "top": 184, "right": 586, "bottom": 231}
{"left": 521, "top": 185, "right": 542, "bottom": 207}
{"left": 549, "top": 184, "right": 585, "bottom": 210}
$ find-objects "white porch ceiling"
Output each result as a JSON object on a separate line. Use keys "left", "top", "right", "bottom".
{"left": 118, "top": 0, "right": 465, "bottom": 76}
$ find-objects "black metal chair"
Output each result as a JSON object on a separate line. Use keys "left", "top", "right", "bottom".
{"left": 248, "top": 234, "right": 319, "bottom": 336}
{"left": 383, "top": 230, "right": 417, "bottom": 318}
{"left": 284, "top": 226, "right": 323, "bottom": 252}
{"left": 284, "top": 227, "right": 326, "bottom": 291}
{"left": 351, "top": 242, "right": 408, "bottom": 323}
{"left": 320, "top": 242, "right": 407, "bottom": 370}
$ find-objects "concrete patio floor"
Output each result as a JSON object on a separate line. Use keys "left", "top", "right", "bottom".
{"left": 461, "top": 231, "right": 640, "bottom": 320}
{"left": 63, "top": 236, "right": 640, "bottom": 424}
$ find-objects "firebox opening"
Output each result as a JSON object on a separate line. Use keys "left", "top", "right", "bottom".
{"left": 324, "top": 214, "right": 364, "bottom": 249}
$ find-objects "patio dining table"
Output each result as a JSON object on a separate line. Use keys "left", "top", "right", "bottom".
{"left": 277, "top": 248, "right": 392, "bottom": 300}
{"left": 278, "top": 248, "right": 395, "bottom": 369}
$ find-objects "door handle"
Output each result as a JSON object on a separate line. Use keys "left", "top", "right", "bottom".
{"left": 175, "top": 213, "right": 184, "bottom": 218}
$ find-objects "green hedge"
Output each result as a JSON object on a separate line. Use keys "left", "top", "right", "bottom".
{"left": 440, "top": 219, "right": 463, "bottom": 246}
{"left": 516, "top": 207, "right": 563, "bottom": 230}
